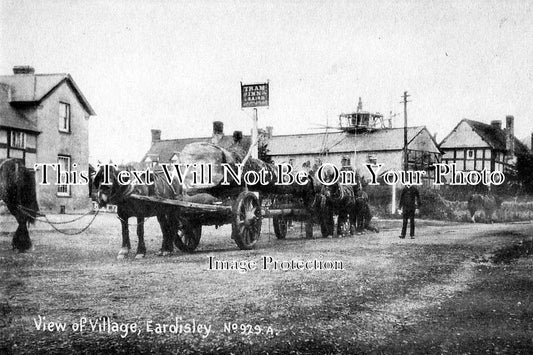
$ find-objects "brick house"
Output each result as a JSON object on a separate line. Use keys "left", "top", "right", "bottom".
{"left": 0, "top": 66, "right": 95, "bottom": 212}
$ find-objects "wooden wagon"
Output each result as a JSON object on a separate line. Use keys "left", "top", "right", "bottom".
{"left": 129, "top": 187, "right": 314, "bottom": 252}
{"left": 128, "top": 141, "right": 317, "bottom": 252}
{"left": 130, "top": 188, "right": 262, "bottom": 251}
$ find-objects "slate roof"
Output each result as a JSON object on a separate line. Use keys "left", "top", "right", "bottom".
{"left": 267, "top": 126, "right": 437, "bottom": 156}
{"left": 0, "top": 73, "right": 95, "bottom": 115}
{"left": 0, "top": 83, "right": 39, "bottom": 133}
{"left": 143, "top": 135, "right": 252, "bottom": 163}
{"left": 441, "top": 119, "right": 529, "bottom": 155}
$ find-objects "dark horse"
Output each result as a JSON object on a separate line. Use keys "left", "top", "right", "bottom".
{"left": 317, "top": 181, "right": 358, "bottom": 237}
{"left": 93, "top": 165, "right": 181, "bottom": 259}
{"left": 0, "top": 159, "right": 39, "bottom": 252}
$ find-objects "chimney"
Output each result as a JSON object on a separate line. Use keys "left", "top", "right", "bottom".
{"left": 212, "top": 121, "right": 224, "bottom": 145}
{"left": 13, "top": 66, "right": 35, "bottom": 75}
{"left": 151, "top": 129, "right": 161, "bottom": 142}
{"left": 266, "top": 126, "right": 273, "bottom": 139}
{"left": 491, "top": 120, "right": 502, "bottom": 130}
{"left": 505, "top": 115, "right": 514, "bottom": 158}
{"left": 232, "top": 130, "right": 242, "bottom": 144}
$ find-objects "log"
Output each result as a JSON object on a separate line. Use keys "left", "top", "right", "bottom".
{"left": 178, "top": 142, "right": 313, "bottom": 199}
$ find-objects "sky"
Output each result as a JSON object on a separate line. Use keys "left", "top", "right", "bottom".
{"left": 1, "top": 0, "right": 532, "bottom": 164}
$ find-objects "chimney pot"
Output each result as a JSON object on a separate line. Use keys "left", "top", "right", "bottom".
{"left": 151, "top": 129, "right": 161, "bottom": 142}
{"left": 212, "top": 121, "right": 224, "bottom": 145}
{"left": 490, "top": 120, "right": 502, "bottom": 130}
{"left": 232, "top": 130, "right": 242, "bottom": 143}
{"left": 13, "top": 66, "right": 35, "bottom": 75}
{"left": 213, "top": 121, "right": 224, "bottom": 135}
{"left": 266, "top": 126, "right": 273, "bottom": 139}
{"left": 505, "top": 115, "right": 515, "bottom": 158}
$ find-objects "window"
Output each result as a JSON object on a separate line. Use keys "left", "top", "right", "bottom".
{"left": 57, "top": 155, "right": 71, "bottom": 196}
{"left": 467, "top": 149, "right": 474, "bottom": 159}
{"left": 10, "top": 131, "right": 25, "bottom": 148}
{"left": 59, "top": 102, "right": 71, "bottom": 132}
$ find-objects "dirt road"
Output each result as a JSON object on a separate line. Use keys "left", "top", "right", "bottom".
{"left": 1, "top": 214, "right": 532, "bottom": 354}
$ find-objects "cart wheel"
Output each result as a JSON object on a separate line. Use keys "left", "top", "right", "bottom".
{"left": 273, "top": 215, "right": 287, "bottom": 239}
{"left": 174, "top": 219, "right": 202, "bottom": 253}
{"left": 232, "top": 191, "right": 262, "bottom": 250}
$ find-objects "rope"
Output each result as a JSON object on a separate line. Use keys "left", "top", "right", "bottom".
{"left": 18, "top": 205, "right": 94, "bottom": 224}
{"left": 44, "top": 210, "right": 99, "bottom": 235}
{"left": 17, "top": 205, "right": 100, "bottom": 236}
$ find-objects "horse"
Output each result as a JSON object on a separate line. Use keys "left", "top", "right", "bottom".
{"left": 314, "top": 180, "right": 358, "bottom": 238}
{"left": 467, "top": 194, "right": 502, "bottom": 223}
{"left": 0, "top": 159, "right": 39, "bottom": 252}
{"left": 93, "top": 164, "right": 181, "bottom": 259}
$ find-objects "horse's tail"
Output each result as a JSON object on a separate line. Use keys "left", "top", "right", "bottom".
{"left": 21, "top": 167, "right": 39, "bottom": 224}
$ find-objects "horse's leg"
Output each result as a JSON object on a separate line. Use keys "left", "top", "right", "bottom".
{"left": 337, "top": 212, "right": 347, "bottom": 237}
{"left": 468, "top": 207, "right": 476, "bottom": 223}
{"left": 8, "top": 205, "right": 32, "bottom": 253}
{"left": 135, "top": 217, "right": 146, "bottom": 259}
{"left": 349, "top": 210, "right": 356, "bottom": 236}
{"left": 320, "top": 206, "right": 334, "bottom": 238}
{"left": 162, "top": 212, "right": 175, "bottom": 253}
{"left": 117, "top": 212, "right": 131, "bottom": 259}
{"left": 156, "top": 214, "right": 172, "bottom": 256}
{"left": 13, "top": 221, "right": 32, "bottom": 252}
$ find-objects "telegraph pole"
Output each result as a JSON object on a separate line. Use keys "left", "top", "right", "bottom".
{"left": 402, "top": 91, "right": 410, "bottom": 171}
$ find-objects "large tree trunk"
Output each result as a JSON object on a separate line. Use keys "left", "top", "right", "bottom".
{"left": 178, "top": 142, "right": 313, "bottom": 199}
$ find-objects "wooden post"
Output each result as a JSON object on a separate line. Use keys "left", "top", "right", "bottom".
{"left": 252, "top": 108, "right": 258, "bottom": 159}
{"left": 403, "top": 91, "right": 409, "bottom": 172}
{"left": 391, "top": 182, "right": 396, "bottom": 214}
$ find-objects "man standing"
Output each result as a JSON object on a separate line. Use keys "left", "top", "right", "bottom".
{"left": 399, "top": 184, "right": 421, "bottom": 239}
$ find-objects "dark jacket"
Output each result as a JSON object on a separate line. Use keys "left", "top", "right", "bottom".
{"left": 399, "top": 186, "right": 421, "bottom": 215}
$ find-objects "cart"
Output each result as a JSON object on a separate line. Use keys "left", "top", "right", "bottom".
{"left": 130, "top": 188, "right": 262, "bottom": 252}
{"left": 129, "top": 186, "right": 315, "bottom": 252}
{"left": 261, "top": 193, "right": 314, "bottom": 240}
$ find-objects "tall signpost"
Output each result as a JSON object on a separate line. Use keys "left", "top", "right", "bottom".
{"left": 241, "top": 82, "right": 269, "bottom": 159}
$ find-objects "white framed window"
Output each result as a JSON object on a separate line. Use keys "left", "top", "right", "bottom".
{"left": 59, "top": 102, "right": 71, "bottom": 132}
{"left": 57, "top": 155, "right": 71, "bottom": 196}
{"left": 10, "top": 131, "right": 25, "bottom": 149}
{"left": 467, "top": 149, "right": 474, "bottom": 159}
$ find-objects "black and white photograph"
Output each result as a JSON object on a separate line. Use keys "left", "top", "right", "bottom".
{"left": 1, "top": 1, "right": 533, "bottom": 353}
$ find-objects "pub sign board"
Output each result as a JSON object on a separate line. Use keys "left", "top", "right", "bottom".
{"left": 241, "top": 82, "right": 269, "bottom": 108}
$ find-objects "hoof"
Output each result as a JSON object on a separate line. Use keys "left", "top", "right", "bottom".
{"left": 135, "top": 254, "right": 145, "bottom": 259}
{"left": 117, "top": 247, "right": 130, "bottom": 258}
{"left": 156, "top": 250, "right": 171, "bottom": 257}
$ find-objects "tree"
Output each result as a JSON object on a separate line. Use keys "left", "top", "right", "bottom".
{"left": 515, "top": 153, "right": 533, "bottom": 194}
{"left": 258, "top": 141, "right": 273, "bottom": 164}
